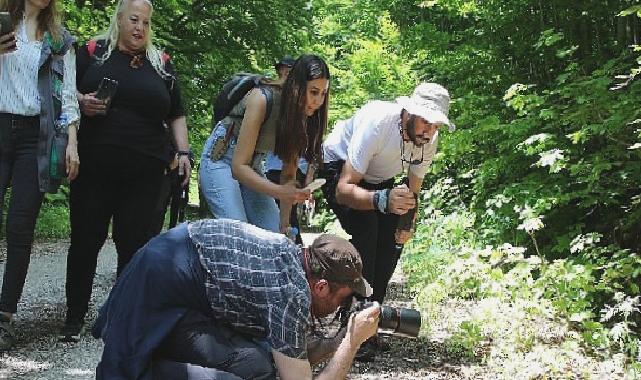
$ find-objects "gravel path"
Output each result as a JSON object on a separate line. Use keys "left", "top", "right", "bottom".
{"left": 0, "top": 240, "right": 116, "bottom": 379}
{"left": 347, "top": 280, "right": 468, "bottom": 380}
{"left": 0, "top": 235, "right": 468, "bottom": 380}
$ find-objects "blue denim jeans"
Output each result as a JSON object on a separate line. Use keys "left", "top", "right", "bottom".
{"left": 198, "top": 123, "right": 279, "bottom": 232}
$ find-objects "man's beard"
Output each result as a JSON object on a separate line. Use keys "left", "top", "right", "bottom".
{"left": 405, "top": 115, "right": 427, "bottom": 146}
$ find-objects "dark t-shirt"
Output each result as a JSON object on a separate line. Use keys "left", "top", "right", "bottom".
{"left": 76, "top": 41, "right": 186, "bottom": 162}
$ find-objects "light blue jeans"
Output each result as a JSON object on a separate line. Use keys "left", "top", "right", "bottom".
{"left": 199, "top": 123, "right": 280, "bottom": 232}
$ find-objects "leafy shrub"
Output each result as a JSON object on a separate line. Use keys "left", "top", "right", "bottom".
{"left": 35, "top": 203, "right": 71, "bottom": 239}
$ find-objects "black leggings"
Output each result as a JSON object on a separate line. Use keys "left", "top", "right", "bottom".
{"left": 0, "top": 114, "right": 45, "bottom": 314}
{"left": 319, "top": 161, "right": 402, "bottom": 304}
{"left": 65, "top": 145, "right": 166, "bottom": 320}
{"left": 153, "top": 310, "right": 276, "bottom": 380}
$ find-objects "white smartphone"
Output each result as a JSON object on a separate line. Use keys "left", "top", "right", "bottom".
{"left": 304, "top": 178, "right": 326, "bottom": 192}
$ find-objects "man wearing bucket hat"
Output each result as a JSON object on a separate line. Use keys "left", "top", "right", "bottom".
{"left": 319, "top": 82, "right": 455, "bottom": 360}
{"left": 91, "top": 218, "right": 379, "bottom": 380}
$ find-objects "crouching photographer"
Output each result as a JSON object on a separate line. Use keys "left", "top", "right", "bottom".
{"left": 92, "top": 219, "right": 382, "bottom": 380}
{"left": 319, "top": 83, "right": 456, "bottom": 360}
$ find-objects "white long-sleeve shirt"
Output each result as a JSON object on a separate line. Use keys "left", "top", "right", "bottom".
{"left": 0, "top": 21, "right": 79, "bottom": 124}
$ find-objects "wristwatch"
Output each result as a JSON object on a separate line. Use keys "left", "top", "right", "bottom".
{"left": 177, "top": 150, "right": 195, "bottom": 166}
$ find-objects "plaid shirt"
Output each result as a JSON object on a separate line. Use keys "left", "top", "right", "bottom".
{"left": 188, "top": 219, "right": 312, "bottom": 359}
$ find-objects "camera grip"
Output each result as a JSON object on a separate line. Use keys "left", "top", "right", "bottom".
{"left": 396, "top": 192, "right": 418, "bottom": 232}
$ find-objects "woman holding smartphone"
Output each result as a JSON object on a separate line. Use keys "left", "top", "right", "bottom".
{"left": 0, "top": 0, "right": 79, "bottom": 351}
{"left": 60, "top": 0, "right": 190, "bottom": 342}
{"left": 199, "top": 55, "right": 330, "bottom": 233}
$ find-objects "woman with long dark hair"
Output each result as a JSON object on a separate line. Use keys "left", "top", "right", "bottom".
{"left": 0, "top": 0, "right": 79, "bottom": 351}
{"left": 199, "top": 54, "right": 330, "bottom": 233}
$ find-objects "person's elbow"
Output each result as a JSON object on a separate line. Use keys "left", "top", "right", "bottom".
{"left": 231, "top": 161, "right": 243, "bottom": 181}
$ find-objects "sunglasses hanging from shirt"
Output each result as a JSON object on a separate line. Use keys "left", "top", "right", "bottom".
{"left": 398, "top": 116, "right": 426, "bottom": 168}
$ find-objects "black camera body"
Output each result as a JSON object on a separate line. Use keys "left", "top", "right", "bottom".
{"left": 396, "top": 193, "right": 418, "bottom": 232}
{"left": 395, "top": 176, "right": 418, "bottom": 233}
{"left": 342, "top": 301, "right": 422, "bottom": 338}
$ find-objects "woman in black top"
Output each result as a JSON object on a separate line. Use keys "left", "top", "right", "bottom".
{"left": 60, "top": 0, "right": 190, "bottom": 341}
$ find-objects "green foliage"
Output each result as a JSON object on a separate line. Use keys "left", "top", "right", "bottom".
{"left": 404, "top": 209, "right": 640, "bottom": 377}
{"left": 35, "top": 190, "right": 71, "bottom": 239}
{"left": 536, "top": 259, "right": 598, "bottom": 323}
{"left": 445, "top": 319, "right": 485, "bottom": 359}
{"left": 35, "top": 202, "right": 71, "bottom": 239}
{"left": 308, "top": 0, "right": 419, "bottom": 126}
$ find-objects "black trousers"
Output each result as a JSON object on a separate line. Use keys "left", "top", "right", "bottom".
{"left": 153, "top": 310, "right": 276, "bottom": 380}
{"left": 65, "top": 145, "right": 165, "bottom": 320}
{"left": 319, "top": 161, "right": 402, "bottom": 304}
{"left": 0, "top": 114, "right": 45, "bottom": 314}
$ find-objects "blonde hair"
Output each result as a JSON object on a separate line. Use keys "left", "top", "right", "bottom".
{"left": 95, "top": 0, "right": 172, "bottom": 80}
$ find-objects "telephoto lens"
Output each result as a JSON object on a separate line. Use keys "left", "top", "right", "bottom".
{"left": 356, "top": 302, "right": 421, "bottom": 337}
{"left": 378, "top": 305, "right": 421, "bottom": 337}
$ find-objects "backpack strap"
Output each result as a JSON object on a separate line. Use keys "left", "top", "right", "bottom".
{"left": 87, "top": 39, "right": 97, "bottom": 57}
{"left": 259, "top": 86, "right": 273, "bottom": 125}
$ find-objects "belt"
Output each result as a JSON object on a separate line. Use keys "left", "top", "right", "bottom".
{"left": 321, "top": 160, "right": 395, "bottom": 190}
{"left": 0, "top": 113, "right": 40, "bottom": 129}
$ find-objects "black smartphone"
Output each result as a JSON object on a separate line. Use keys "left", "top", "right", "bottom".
{"left": 0, "top": 12, "right": 15, "bottom": 37}
{"left": 95, "top": 77, "right": 119, "bottom": 105}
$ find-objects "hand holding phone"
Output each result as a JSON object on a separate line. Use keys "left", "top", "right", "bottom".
{"left": 80, "top": 93, "right": 107, "bottom": 116}
{"left": 0, "top": 12, "right": 16, "bottom": 55}
{"left": 95, "top": 78, "right": 119, "bottom": 104}
{"left": 303, "top": 178, "right": 326, "bottom": 192}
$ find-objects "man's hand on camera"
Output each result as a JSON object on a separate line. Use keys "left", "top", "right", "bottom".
{"left": 387, "top": 185, "right": 416, "bottom": 215}
{"left": 346, "top": 302, "right": 380, "bottom": 348}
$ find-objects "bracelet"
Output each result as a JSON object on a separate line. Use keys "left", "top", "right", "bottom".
{"left": 383, "top": 189, "right": 391, "bottom": 214}
{"left": 176, "top": 150, "right": 195, "bottom": 166}
{"left": 374, "top": 189, "right": 389, "bottom": 214}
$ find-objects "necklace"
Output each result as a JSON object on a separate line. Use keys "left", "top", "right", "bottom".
{"left": 118, "top": 44, "right": 145, "bottom": 69}
{"left": 129, "top": 53, "right": 144, "bottom": 69}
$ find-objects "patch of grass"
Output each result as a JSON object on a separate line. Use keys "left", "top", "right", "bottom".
{"left": 35, "top": 202, "right": 70, "bottom": 239}
{"left": 1, "top": 189, "right": 70, "bottom": 240}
